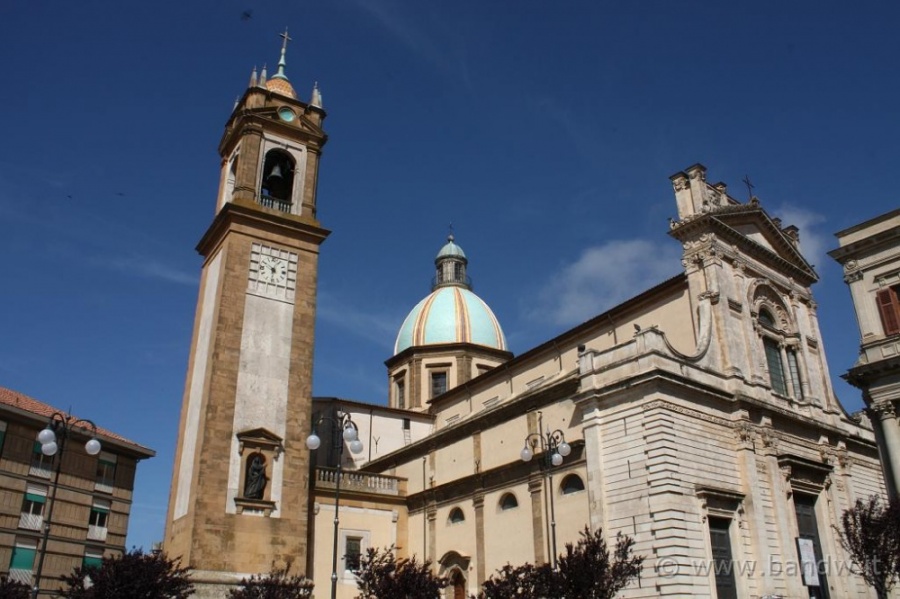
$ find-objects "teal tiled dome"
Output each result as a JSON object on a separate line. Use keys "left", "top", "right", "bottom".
{"left": 394, "top": 235, "right": 506, "bottom": 355}
{"left": 394, "top": 286, "right": 507, "bottom": 354}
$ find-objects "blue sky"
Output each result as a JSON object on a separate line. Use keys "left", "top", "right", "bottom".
{"left": 1, "top": 0, "right": 898, "bottom": 554}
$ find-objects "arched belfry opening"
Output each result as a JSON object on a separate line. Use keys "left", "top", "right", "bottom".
{"left": 260, "top": 149, "right": 295, "bottom": 208}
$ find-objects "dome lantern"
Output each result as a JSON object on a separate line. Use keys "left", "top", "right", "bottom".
{"left": 433, "top": 234, "right": 470, "bottom": 290}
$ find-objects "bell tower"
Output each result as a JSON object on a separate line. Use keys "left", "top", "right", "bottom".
{"left": 164, "top": 31, "right": 328, "bottom": 595}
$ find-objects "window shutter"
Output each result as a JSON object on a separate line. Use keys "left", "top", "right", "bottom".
{"left": 10, "top": 543, "right": 36, "bottom": 570}
{"left": 877, "top": 289, "right": 900, "bottom": 335}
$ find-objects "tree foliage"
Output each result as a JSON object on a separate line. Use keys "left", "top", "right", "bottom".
{"left": 478, "top": 562, "right": 554, "bottom": 599}
{"left": 355, "top": 545, "right": 448, "bottom": 599}
{"left": 59, "top": 548, "right": 194, "bottom": 599}
{"left": 838, "top": 495, "right": 900, "bottom": 599}
{"left": 479, "top": 526, "right": 643, "bottom": 599}
{"left": 228, "top": 565, "right": 314, "bottom": 599}
{"left": 0, "top": 577, "right": 30, "bottom": 599}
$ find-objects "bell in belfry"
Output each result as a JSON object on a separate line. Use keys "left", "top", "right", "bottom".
{"left": 263, "top": 160, "right": 290, "bottom": 201}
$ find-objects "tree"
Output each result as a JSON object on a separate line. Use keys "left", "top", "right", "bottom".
{"left": 228, "top": 565, "right": 314, "bottom": 599}
{"left": 478, "top": 562, "right": 554, "bottom": 599}
{"left": 60, "top": 548, "right": 194, "bottom": 599}
{"left": 555, "top": 526, "right": 643, "bottom": 599}
{"left": 838, "top": 495, "right": 900, "bottom": 599}
{"left": 0, "top": 577, "right": 30, "bottom": 599}
{"left": 479, "top": 527, "right": 643, "bottom": 599}
{"left": 355, "top": 545, "right": 448, "bottom": 599}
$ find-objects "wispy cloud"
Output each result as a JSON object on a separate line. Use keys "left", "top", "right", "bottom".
{"left": 772, "top": 204, "right": 828, "bottom": 272}
{"left": 527, "top": 239, "right": 682, "bottom": 326}
{"left": 317, "top": 290, "right": 402, "bottom": 350}
{"left": 98, "top": 255, "right": 197, "bottom": 286}
{"left": 351, "top": 0, "right": 472, "bottom": 90}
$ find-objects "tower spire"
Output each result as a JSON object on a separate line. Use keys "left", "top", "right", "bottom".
{"left": 273, "top": 28, "right": 292, "bottom": 80}
{"left": 310, "top": 81, "right": 323, "bottom": 108}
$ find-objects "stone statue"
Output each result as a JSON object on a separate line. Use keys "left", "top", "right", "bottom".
{"left": 244, "top": 454, "right": 267, "bottom": 499}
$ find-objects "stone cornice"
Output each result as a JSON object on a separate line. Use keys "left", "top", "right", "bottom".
{"left": 195, "top": 199, "right": 330, "bottom": 258}
{"left": 365, "top": 376, "right": 580, "bottom": 471}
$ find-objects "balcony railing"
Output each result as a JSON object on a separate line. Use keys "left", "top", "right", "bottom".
{"left": 29, "top": 461, "right": 51, "bottom": 478}
{"left": 257, "top": 195, "right": 292, "bottom": 214}
{"left": 314, "top": 467, "right": 402, "bottom": 496}
{"left": 8, "top": 568, "right": 32, "bottom": 585}
{"left": 87, "top": 525, "right": 108, "bottom": 541}
{"left": 18, "top": 513, "right": 42, "bottom": 530}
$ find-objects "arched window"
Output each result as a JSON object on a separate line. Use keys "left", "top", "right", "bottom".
{"left": 224, "top": 153, "right": 238, "bottom": 205}
{"left": 754, "top": 294, "right": 804, "bottom": 401}
{"left": 260, "top": 150, "right": 295, "bottom": 209}
{"left": 560, "top": 474, "right": 585, "bottom": 495}
{"left": 448, "top": 507, "right": 465, "bottom": 524}
{"left": 499, "top": 493, "right": 518, "bottom": 511}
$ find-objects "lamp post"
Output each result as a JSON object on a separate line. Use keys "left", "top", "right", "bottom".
{"left": 520, "top": 411, "right": 571, "bottom": 569}
{"left": 306, "top": 412, "right": 363, "bottom": 599}
{"left": 32, "top": 412, "right": 102, "bottom": 599}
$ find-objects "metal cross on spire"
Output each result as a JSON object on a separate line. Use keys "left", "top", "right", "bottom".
{"left": 279, "top": 28, "right": 292, "bottom": 52}
{"left": 275, "top": 28, "right": 292, "bottom": 79}
{"left": 742, "top": 175, "right": 755, "bottom": 200}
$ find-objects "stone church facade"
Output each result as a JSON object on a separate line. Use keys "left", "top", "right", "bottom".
{"left": 164, "top": 41, "right": 889, "bottom": 599}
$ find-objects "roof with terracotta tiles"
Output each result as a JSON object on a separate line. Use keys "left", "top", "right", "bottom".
{"left": 0, "top": 386, "right": 154, "bottom": 456}
{"left": 265, "top": 77, "right": 297, "bottom": 99}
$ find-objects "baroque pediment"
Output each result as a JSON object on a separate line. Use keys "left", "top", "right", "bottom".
{"left": 672, "top": 206, "right": 818, "bottom": 285}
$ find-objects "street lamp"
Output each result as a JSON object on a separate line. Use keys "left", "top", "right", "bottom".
{"left": 32, "top": 412, "right": 102, "bottom": 599}
{"left": 520, "top": 411, "right": 571, "bottom": 569}
{"left": 306, "top": 412, "right": 363, "bottom": 599}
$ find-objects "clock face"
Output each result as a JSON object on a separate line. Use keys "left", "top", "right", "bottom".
{"left": 258, "top": 255, "right": 288, "bottom": 285}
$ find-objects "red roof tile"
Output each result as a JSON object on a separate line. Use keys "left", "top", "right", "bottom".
{"left": 0, "top": 386, "right": 153, "bottom": 455}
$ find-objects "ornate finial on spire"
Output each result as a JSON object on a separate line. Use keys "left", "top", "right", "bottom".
{"left": 448, "top": 222, "right": 454, "bottom": 242}
{"left": 259, "top": 64, "right": 267, "bottom": 86}
{"left": 310, "top": 81, "right": 323, "bottom": 108}
{"left": 249, "top": 65, "right": 258, "bottom": 88}
{"left": 273, "top": 28, "right": 292, "bottom": 80}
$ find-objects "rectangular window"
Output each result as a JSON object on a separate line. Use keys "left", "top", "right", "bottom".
{"left": 786, "top": 349, "right": 803, "bottom": 399}
{"left": 0, "top": 420, "right": 7, "bottom": 456}
{"left": 794, "top": 495, "right": 830, "bottom": 599}
{"left": 96, "top": 452, "right": 117, "bottom": 493}
{"left": 88, "top": 498, "right": 111, "bottom": 541}
{"left": 708, "top": 518, "right": 737, "bottom": 599}
{"left": 30, "top": 442, "right": 53, "bottom": 478}
{"left": 82, "top": 547, "right": 104, "bottom": 570}
{"left": 89, "top": 507, "right": 109, "bottom": 528}
{"left": 395, "top": 379, "right": 405, "bottom": 410}
{"left": 19, "top": 484, "right": 47, "bottom": 530}
{"left": 8, "top": 539, "right": 37, "bottom": 583}
{"left": 764, "top": 338, "right": 787, "bottom": 395}
{"left": 877, "top": 287, "right": 900, "bottom": 336}
{"left": 402, "top": 418, "right": 411, "bottom": 431}
{"left": 345, "top": 536, "right": 362, "bottom": 573}
{"left": 430, "top": 371, "right": 448, "bottom": 398}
